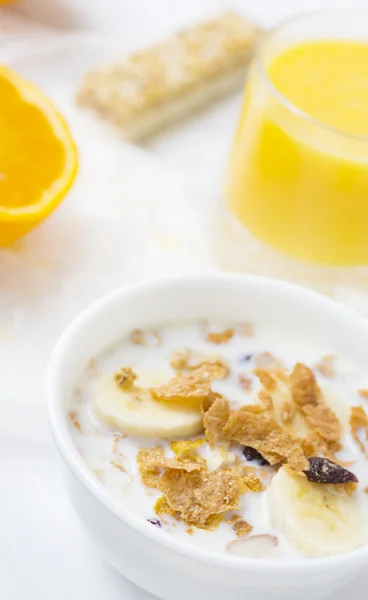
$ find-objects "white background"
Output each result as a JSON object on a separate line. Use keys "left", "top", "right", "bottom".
{"left": 2, "top": 1, "right": 368, "bottom": 599}
{"left": 9, "top": 0, "right": 368, "bottom": 33}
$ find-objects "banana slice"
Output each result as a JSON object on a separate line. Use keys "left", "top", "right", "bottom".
{"left": 94, "top": 371, "right": 203, "bottom": 439}
{"left": 267, "top": 467, "right": 364, "bottom": 558}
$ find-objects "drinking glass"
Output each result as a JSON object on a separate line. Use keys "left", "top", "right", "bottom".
{"left": 226, "top": 10, "right": 368, "bottom": 266}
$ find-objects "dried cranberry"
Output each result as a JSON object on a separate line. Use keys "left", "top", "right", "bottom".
{"left": 243, "top": 446, "right": 269, "bottom": 466}
{"left": 147, "top": 518, "right": 161, "bottom": 527}
{"left": 304, "top": 457, "right": 358, "bottom": 484}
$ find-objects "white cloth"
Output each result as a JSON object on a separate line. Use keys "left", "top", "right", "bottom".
{"left": 1, "top": 2, "right": 368, "bottom": 599}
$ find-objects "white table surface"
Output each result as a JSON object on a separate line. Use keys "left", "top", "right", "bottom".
{"left": 2, "top": 1, "right": 368, "bottom": 599}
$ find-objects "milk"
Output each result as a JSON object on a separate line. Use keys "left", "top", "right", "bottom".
{"left": 68, "top": 320, "right": 368, "bottom": 558}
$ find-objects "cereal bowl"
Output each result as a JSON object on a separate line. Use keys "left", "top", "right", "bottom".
{"left": 48, "top": 274, "right": 368, "bottom": 600}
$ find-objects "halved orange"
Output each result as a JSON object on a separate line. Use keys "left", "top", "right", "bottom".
{"left": 0, "top": 66, "right": 78, "bottom": 245}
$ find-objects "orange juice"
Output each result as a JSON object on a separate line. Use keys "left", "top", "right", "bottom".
{"left": 227, "top": 40, "right": 368, "bottom": 265}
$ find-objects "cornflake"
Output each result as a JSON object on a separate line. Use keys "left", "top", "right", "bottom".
{"left": 93, "top": 468, "right": 103, "bottom": 480}
{"left": 358, "top": 389, "right": 368, "bottom": 400}
{"left": 159, "top": 468, "right": 240, "bottom": 527}
{"left": 236, "top": 465, "right": 263, "bottom": 493}
{"left": 170, "top": 348, "right": 229, "bottom": 375}
{"left": 238, "top": 373, "right": 252, "bottom": 392}
{"left": 112, "top": 435, "right": 125, "bottom": 456}
{"left": 350, "top": 405, "right": 368, "bottom": 455}
{"left": 137, "top": 447, "right": 202, "bottom": 488}
{"left": 303, "top": 405, "right": 341, "bottom": 449}
{"left": 74, "top": 387, "right": 83, "bottom": 404}
{"left": 171, "top": 439, "right": 205, "bottom": 458}
{"left": 255, "top": 369, "right": 303, "bottom": 431}
{"left": 148, "top": 448, "right": 201, "bottom": 472}
{"left": 110, "top": 460, "right": 126, "bottom": 473}
{"left": 153, "top": 332, "right": 162, "bottom": 346}
{"left": 253, "top": 368, "right": 278, "bottom": 391}
{"left": 129, "top": 329, "right": 146, "bottom": 345}
{"left": 199, "top": 357, "right": 230, "bottom": 376}
{"left": 150, "top": 363, "right": 226, "bottom": 410}
{"left": 137, "top": 447, "right": 163, "bottom": 488}
{"left": 129, "top": 329, "right": 161, "bottom": 347}
{"left": 301, "top": 437, "right": 317, "bottom": 458}
{"left": 154, "top": 495, "right": 179, "bottom": 518}
{"left": 290, "top": 363, "right": 320, "bottom": 403}
{"left": 206, "top": 328, "right": 234, "bottom": 344}
{"left": 314, "top": 355, "right": 336, "bottom": 378}
{"left": 88, "top": 357, "right": 98, "bottom": 376}
{"left": 114, "top": 367, "right": 137, "bottom": 389}
{"left": 238, "top": 322, "right": 254, "bottom": 337}
{"left": 203, "top": 396, "right": 230, "bottom": 446}
{"left": 234, "top": 519, "right": 253, "bottom": 538}
{"left": 290, "top": 363, "right": 341, "bottom": 451}
{"left": 170, "top": 349, "right": 191, "bottom": 370}
{"left": 223, "top": 405, "right": 308, "bottom": 471}
{"left": 68, "top": 411, "right": 81, "bottom": 432}
{"left": 226, "top": 514, "right": 241, "bottom": 524}
{"left": 281, "top": 401, "right": 296, "bottom": 424}
{"left": 304, "top": 432, "right": 339, "bottom": 457}
{"left": 254, "top": 352, "right": 284, "bottom": 370}
{"left": 258, "top": 390, "right": 274, "bottom": 411}
{"left": 199, "top": 513, "right": 223, "bottom": 531}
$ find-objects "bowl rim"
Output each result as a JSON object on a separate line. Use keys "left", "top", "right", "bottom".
{"left": 48, "top": 273, "right": 368, "bottom": 574}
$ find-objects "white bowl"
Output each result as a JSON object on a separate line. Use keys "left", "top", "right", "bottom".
{"left": 48, "top": 274, "right": 368, "bottom": 600}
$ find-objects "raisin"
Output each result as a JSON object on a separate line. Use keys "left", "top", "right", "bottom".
{"left": 243, "top": 446, "right": 269, "bottom": 466}
{"left": 305, "top": 457, "right": 358, "bottom": 484}
{"left": 239, "top": 354, "right": 253, "bottom": 363}
{"left": 147, "top": 518, "right": 162, "bottom": 527}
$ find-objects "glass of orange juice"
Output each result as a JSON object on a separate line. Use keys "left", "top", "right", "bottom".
{"left": 226, "top": 10, "right": 368, "bottom": 267}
